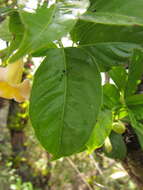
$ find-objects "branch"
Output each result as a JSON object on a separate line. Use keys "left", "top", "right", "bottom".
{"left": 66, "top": 157, "right": 107, "bottom": 190}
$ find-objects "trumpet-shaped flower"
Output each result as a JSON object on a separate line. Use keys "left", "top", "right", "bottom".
{"left": 0, "top": 60, "right": 31, "bottom": 102}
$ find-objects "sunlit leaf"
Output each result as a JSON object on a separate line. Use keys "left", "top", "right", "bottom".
{"left": 103, "top": 84, "right": 121, "bottom": 109}
{"left": 29, "top": 48, "right": 102, "bottom": 158}
{"left": 9, "top": 0, "right": 89, "bottom": 62}
{"left": 86, "top": 110, "right": 112, "bottom": 152}
{"left": 0, "top": 17, "right": 12, "bottom": 41}
{"left": 109, "top": 66, "right": 127, "bottom": 90}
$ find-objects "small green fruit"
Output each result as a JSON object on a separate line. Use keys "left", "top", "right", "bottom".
{"left": 112, "top": 121, "right": 126, "bottom": 134}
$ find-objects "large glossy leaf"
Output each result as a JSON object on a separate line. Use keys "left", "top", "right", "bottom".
{"left": 125, "top": 49, "right": 143, "bottom": 97}
{"left": 82, "top": 43, "right": 141, "bottom": 71}
{"left": 71, "top": 0, "right": 143, "bottom": 45}
{"left": 9, "top": 1, "right": 89, "bottom": 62}
{"left": 89, "top": 0, "right": 143, "bottom": 19}
{"left": 29, "top": 48, "right": 102, "bottom": 158}
{"left": 109, "top": 66, "right": 127, "bottom": 90}
{"left": 84, "top": 0, "right": 143, "bottom": 25}
{"left": 72, "top": 22, "right": 143, "bottom": 45}
{"left": 86, "top": 109, "right": 112, "bottom": 152}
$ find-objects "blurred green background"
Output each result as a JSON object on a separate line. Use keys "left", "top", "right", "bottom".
{"left": 0, "top": 99, "right": 137, "bottom": 190}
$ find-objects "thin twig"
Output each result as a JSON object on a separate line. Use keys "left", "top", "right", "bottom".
{"left": 89, "top": 154, "right": 103, "bottom": 176}
{"left": 66, "top": 157, "right": 107, "bottom": 190}
{"left": 66, "top": 157, "right": 93, "bottom": 190}
{"left": 104, "top": 72, "right": 110, "bottom": 84}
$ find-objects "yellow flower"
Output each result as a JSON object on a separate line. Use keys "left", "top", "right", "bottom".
{"left": 0, "top": 60, "right": 31, "bottom": 102}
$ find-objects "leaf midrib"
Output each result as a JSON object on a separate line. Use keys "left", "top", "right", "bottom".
{"left": 58, "top": 48, "right": 68, "bottom": 156}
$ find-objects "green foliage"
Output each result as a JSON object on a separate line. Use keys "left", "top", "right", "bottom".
{"left": 0, "top": 18, "right": 12, "bottom": 41}
{"left": 71, "top": 0, "right": 143, "bottom": 44}
{"left": 8, "top": 11, "right": 25, "bottom": 58}
{"left": 104, "top": 132, "right": 127, "bottom": 160}
{"left": 109, "top": 66, "right": 127, "bottom": 91}
{"left": 125, "top": 49, "right": 143, "bottom": 97}
{"left": 128, "top": 110, "right": 143, "bottom": 149}
{"left": 9, "top": 0, "right": 89, "bottom": 62}
{"left": 72, "top": 22, "right": 143, "bottom": 45}
{"left": 82, "top": 43, "right": 140, "bottom": 71}
{"left": 10, "top": 178, "right": 36, "bottom": 190}
{"left": 126, "top": 94, "right": 143, "bottom": 106}
{"left": 89, "top": 0, "right": 143, "bottom": 20}
{"left": 29, "top": 48, "right": 102, "bottom": 158}
{"left": 86, "top": 109, "right": 112, "bottom": 152}
{"left": 1, "top": 0, "right": 143, "bottom": 161}
{"left": 0, "top": 6, "right": 13, "bottom": 15}
{"left": 129, "top": 105, "right": 143, "bottom": 121}
{"left": 103, "top": 83, "right": 121, "bottom": 109}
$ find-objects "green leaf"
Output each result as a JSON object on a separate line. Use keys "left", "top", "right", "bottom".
{"left": 0, "top": 17, "right": 12, "bottom": 41}
{"left": 88, "top": 0, "right": 96, "bottom": 12}
{"left": 103, "top": 83, "right": 121, "bottom": 109}
{"left": 89, "top": 0, "right": 143, "bottom": 19}
{"left": 32, "top": 42, "right": 57, "bottom": 57}
{"left": 89, "top": 0, "right": 143, "bottom": 20}
{"left": 0, "top": 12, "right": 25, "bottom": 61}
{"left": 87, "top": 0, "right": 143, "bottom": 22}
{"left": 0, "top": 6, "right": 13, "bottom": 16}
{"left": 125, "top": 49, "right": 143, "bottom": 97}
{"left": 126, "top": 94, "right": 143, "bottom": 106}
{"left": 71, "top": 22, "right": 143, "bottom": 45}
{"left": 29, "top": 48, "right": 102, "bottom": 158}
{"left": 109, "top": 66, "right": 127, "bottom": 90}
{"left": 9, "top": 1, "right": 89, "bottom": 62}
{"left": 82, "top": 42, "right": 141, "bottom": 71}
{"left": 86, "top": 110, "right": 112, "bottom": 152}
{"left": 104, "top": 132, "right": 127, "bottom": 160}
{"left": 128, "top": 110, "right": 143, "bottom": 149}
{"left": 80, "top": 12, "right": 143, "bottom": 26}
{"left": 71, "top": 0, "right": 143, "bottom": 45}
{"left": 5, "top": 11, "right": 25, "bottom": 59}
{"left": 118, "top": 108, "right": 128, "bottom": 120}
{"left": 128, "top": 105, "right": 143, "bottom": 121}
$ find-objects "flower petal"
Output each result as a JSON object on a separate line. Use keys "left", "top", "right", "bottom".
{"left": 7, "top": 59, "right": 24, "bottom": 84}
{"left": 18, "top": 79, "right": 31, "bottom": 100}
{"left": 0, "top": 67, "right": 7, "bottom": 81}
{"left": 0, "top": 80, "right": 31, "bottom": 102}
{"left": 0, "top": 60, "right": 24, "bottom": 84}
